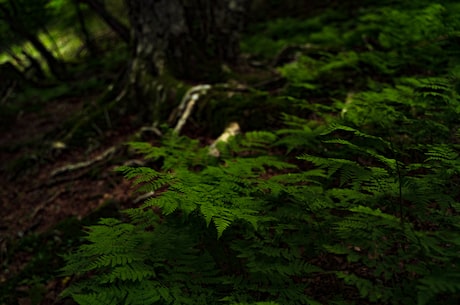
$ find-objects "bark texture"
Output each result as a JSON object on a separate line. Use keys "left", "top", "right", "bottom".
{"left": 126, "top": 0, "right": 247, "bottom": 80}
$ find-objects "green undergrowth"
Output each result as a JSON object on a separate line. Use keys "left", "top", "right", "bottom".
{"left": 61, "top": 2, "right": 460, "bottom": 305}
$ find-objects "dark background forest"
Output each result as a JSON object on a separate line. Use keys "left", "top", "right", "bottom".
{"left": 1, "top": 0, "right": 460, "bottom": 304}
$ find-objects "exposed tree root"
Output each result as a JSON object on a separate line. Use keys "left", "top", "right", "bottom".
{"left": 61, "top": 63, "right": 130, "bottom": 142}
{"left": 50, "top": 146, "right": 118, "bottom": 178}
{"left": 173, "top": 84, "right": 212, "bottom": 134}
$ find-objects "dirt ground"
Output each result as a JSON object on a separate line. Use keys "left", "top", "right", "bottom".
{"left": 0, "top": 95, "right": 142, "bottom": 304}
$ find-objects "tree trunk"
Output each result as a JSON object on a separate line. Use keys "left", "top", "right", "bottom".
{"left": 61, "top": 1, "right": 248, "bottom": 141}
{"left": 0, "top": 4, "right": 67, "bottom": 80}
{"left": 79, "top": 0, "right": 130, "bottom": 43}
{"left": 125, "top": 0, "right": 247, "bottom": 80}
{"left": 74, "top": 0, "right": 98, "bottom": 56}
{"left": 120, "top": 0, "right": 247, "bottom": 125}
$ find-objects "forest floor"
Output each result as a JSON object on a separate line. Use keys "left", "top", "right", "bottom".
{"left": 0, "top": 50, "right": 276, "bottom": 304}
{"left": 0, "top": 92, "right": 145, "bottom": 304}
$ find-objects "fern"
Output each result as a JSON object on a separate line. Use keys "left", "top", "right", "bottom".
{"left": 63, "top": 121, "right": 460, "bottom": 305}
{"left": 62, "top": 2, "right": 460, "bottom": 304}
{"left": 417, "top": 272, "right": 460, "bottom": 305}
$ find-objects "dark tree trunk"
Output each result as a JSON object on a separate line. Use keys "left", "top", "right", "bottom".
{"left": 22, "top": 50, "right": 46, "bottom": 79}
{"left": 79, "top": 0, "right": 130, "bottom": 43}
{"left": 0, "top": 4, "right": 67, "bottom": 80}
{"left": 59, "top": 1, "right": 247, "bottom": 140}
{"left": 74, "top": 0, "right": 98, "bottom": 56}
{"left": 22, "top": 32, "right": 67, "bottom": 79}
{"left": 125, "top": 0, "right": 247, "bottom": 80}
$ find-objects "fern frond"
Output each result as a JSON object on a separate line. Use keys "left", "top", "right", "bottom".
{"left": 115, "top": 166, "right": 160, "bottom": 182}
{"left": 417, "top": 272, "right": 460, "bottom": 305}
{"left": 336, "top": 272, "right": 390, "bottom": 303}
{"left": 101, "top": 262, "right": 155, "bottom": 283}
{"left": 425, "top": 145, "right": 459, "bottom": 162}
{"left": 321, "top": 124, "right": 390, "bottom": 146}
{"left": 72, "top": 293, "right": 117, "bottom": 305}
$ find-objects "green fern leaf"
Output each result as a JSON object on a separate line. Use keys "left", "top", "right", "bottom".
{"left": 213, "top": 216, "right": 233, "bottom": 239}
